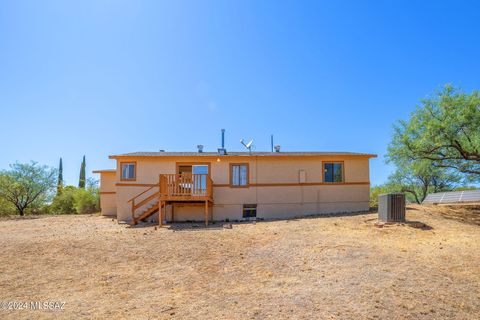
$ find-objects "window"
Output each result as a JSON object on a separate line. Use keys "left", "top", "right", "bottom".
{"left": 230, "top": 163, "right": 249, "bottom": 187}
{"left": 243, "top": 204, "right": 257, "bottom": 218}
{"left": 192, "top": 165, "right": 208, "bottom": 193}
{"left": 121, "top": 162, "right": 136, "bottom": 181}
{"left": 323, "top": 162, "right": 343, "bottom": 183}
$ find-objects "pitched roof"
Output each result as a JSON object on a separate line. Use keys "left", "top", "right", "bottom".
{"left": 109, "top": 151, "right": 377, "bottom": 158}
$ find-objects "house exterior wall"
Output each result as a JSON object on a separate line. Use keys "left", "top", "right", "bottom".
{"left": 110, "top": 155, "right": 372, "bottom": 222}
{"left": 97, "top": 172, "right": 117, "bottom": 217}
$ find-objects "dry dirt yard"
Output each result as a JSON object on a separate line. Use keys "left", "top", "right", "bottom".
{"left": 0, "top": 205, "right": 479, "bottom": 320}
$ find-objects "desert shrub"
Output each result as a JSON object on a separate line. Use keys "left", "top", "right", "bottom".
{"left": 28, "top": 204, "right": 53, "bottom": 215}
{"left": 0, "top": 197, "right": 16, "bottom": 216}
{"left": 370, "top": 184, "right": 395, "bottom": 209}
{"left": 73, "top": 181, "right": 99, "bottom": 214}
{"left": 50, "top": 186, "right": 77, "bottom": 214}
{"left": 50, "top": 184, "right": 99, "bottom": 214}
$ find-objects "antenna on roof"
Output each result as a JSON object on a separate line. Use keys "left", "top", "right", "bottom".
{"left": 240, "top": 138, "right": 254, "bottom": 154}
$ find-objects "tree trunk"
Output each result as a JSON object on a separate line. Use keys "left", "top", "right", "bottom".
{"left": 403, "top": 189, "right": 421, "bottom": 204}
{"left": 14, "top": 204, "right": 25, "bottom": 216}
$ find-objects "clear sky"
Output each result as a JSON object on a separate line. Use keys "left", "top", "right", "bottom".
{"left": 1, "top": 0, "right": 479, "bottom": 186}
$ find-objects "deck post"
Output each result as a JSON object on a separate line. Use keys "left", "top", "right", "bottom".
{"left": 205, "top": 200, "right": 208, "bottom": 227}
{"left": 210, "top": 201, "right": 213, "bottom": 222}
{"left": 163, "top": 201, "right": 167, "bottom": 226}
{"left": 159, "top": 201, "right": 163, "bottom": 227}
{"left": 131, "top": 199, "right": 136, "bottom": 225}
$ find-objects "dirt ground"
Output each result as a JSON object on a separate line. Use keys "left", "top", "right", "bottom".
{"left": 0, "top": 205, "right": 479, "bottom": 320}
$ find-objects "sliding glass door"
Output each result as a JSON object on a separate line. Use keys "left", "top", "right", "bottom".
{"left": 192, "top": 165, "right": 208, "bottom": 194}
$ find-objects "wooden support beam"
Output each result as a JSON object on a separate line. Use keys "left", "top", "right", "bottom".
{"left": 172, "top": 203, "right": 175, "bottom": 223}
{"left": 159, "top": 201, "right": 163, "bottom": 227}
{"left": 210, "top": 201, "right": 213, "bottom": 222}
{"left": 205, "top": 200, "right": 208, "bottom": 227}
{"left": 163, "top": 201, "right": 167, "bottom": 226}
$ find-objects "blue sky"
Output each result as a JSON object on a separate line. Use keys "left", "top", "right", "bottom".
{"left": 1, "top": 0, "right": 479, "bottom": 186}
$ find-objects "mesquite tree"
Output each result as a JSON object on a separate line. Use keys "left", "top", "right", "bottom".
{"left": 0, "top": 162, "right": 57, "bottom": 216}
{"left": 388, "top": 85, "right": 480, "bottom": 181}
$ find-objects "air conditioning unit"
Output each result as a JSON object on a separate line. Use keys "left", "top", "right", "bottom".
{"left": 378, "top": 193, "right": 406, "bottom": 222}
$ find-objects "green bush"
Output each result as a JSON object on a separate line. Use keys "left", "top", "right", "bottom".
{"left": 0, "top": 197, "right": 16, "bottom": 216}
{"left": 50, "top": 186, "right": 77, "bottom": 214}
{"left": 370, "top": 184, "right": 396, "bottom": 209}
{"left": 50, "top": 184, "right": 99, "bottom": 215}
{"left": 73, "top": 187, "right": 99, "bottom": 214}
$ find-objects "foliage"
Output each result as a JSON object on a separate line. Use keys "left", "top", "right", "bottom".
{"left": 78, "top": 155, "right": 86, "bottom": 189}
{"left": 57, "top": 157, "right": 63, "bottom": 195}
{"left": 453, "top": 186, "right": 479, "bottom": 191}
{"left": 370, "top": 184, "right": 395, "bottom": 208}
{"left": 0, "top": 196, "right": 16, "bottom": 216}
{"left": 74, "top": 178, "right": 99, "bottom": 214}
{"left": 51, "top": 180, "right": 99, "bottom": 215}
{"left": 0, "top": 162, "right": 57, "bottom": 216}
{"left": 73, "top": 189, "right": 99, "bottom": 214}
{"left": 50, "top": 186, "right": 77, "bottom": 214}
{"left": 389, "top": 85, "right": 480, "bottom": 180}
{"left": 386, "top": 160, "right": 461, "bottom": 204}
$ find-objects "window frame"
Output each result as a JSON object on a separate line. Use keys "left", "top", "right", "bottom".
{"left": 229, "top": 163, "right": 250, "bottom": 188}
{"left": 120, "top": 161, "right": 137, "bottom": 181}
{"left": 243, "top": 204, "right": 257, "bottom": 218}
{"left": 175, "top": 162, "right": 211, "bottom": 176}
{"left": 322, "top": 161, "right": 345, "bottom": 183}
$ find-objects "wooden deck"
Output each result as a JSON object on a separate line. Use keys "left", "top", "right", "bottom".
{"left": 129, "top": 173, "right": 213, "bottom": 226}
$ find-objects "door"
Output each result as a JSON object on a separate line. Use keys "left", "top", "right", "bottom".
{"left": 192, "top": 165, "right": 208, "bottom": 195}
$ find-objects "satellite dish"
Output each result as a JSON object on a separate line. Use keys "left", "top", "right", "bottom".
{"left": 240, "top": 138, "right": 254, "bottom": 153}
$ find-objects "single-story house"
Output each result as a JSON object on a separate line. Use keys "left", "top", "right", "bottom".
{"left": 94, "top": 149, "right": 376, "bottom": 225}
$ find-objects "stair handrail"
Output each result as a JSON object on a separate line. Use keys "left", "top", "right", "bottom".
{"left": 128, "top": 184, "right": 160, "bottom": 222}
{"left": 127, "top": 184, "right": 158, "bottom": 203}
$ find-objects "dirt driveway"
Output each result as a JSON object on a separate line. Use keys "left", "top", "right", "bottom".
{"left": 0, "top": 205, "right": 479, "bottom": 319}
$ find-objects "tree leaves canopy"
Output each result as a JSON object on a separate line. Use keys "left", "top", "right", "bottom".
{"left": 388, "top": 85, "right": 480, "bottom": 180}
{"left": 0, "top": 162, "right": 57, "bottom": 215}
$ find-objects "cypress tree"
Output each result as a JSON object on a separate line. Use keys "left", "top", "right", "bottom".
{"left": 78, "top": 155, "right": 86, "bottom": 189}
{"left": 57, "top": 157, "right": 63, "bottom": 194}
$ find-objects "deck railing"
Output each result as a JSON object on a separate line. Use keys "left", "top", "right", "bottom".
{"left": 159, "top": 174, "right": 213, "bottom": 198}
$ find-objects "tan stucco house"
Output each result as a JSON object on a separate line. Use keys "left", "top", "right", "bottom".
{"left": 94, "top": 150, "right": 376, "bottom": 225}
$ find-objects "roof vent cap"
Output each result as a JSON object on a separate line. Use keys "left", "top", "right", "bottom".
{"left": 197, "top": 145, "right": 204, "bottom": 153}
{"left": 159, "top": 149, "right": 165, "bottom": 152}
{"left": 274, "top": 145, "right": 281, "bottom": 152}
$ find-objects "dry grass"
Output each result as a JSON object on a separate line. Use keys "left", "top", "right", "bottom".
{"left": 0, "top": 205, "right": 479, "bottom": 319}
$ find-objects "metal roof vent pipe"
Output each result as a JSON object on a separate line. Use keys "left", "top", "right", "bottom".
{"left": 221, "top": 129, "right": 225, "bottom": 149}
{"left": 274, "top": 145, "right": 281, "bottom": 152}
{"left": 197, "top": 145, "right": 204, "bottom": 153}
{"left": 218, "top": 129, "right": 227, "bottom": 155}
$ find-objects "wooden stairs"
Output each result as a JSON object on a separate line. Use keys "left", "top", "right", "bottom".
{"left": 131, "top": 201, "right": 164, "bottom": 225}
{"left": 128, "top": 174, "right": 214, "bottom": 226}
{"left": 128, "top": 184, "right": 162, "bottom": 226}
